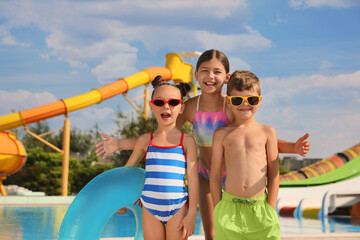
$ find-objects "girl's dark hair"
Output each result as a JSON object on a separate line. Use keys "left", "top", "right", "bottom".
{"left": 151, "top": 75, "right": 191, "bottom": 99}
{"left": 196, "top": 49, "right": 230, "bottom": 73}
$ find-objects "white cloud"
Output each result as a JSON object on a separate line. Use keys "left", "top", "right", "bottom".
{"left": 269, "top": 14, "right": 288, "bottom": 26}
{"left": 257, "top": 70, "right": 360, "bottom": 158}
{"left": 229, "top": 57, "right": 251, "bottom": 72}
{"left": 309, "top": 70, "right": 360, "bottom": 87}
{"left": 0, "top": 0, "right": 255, "bottom": 83}
{"left": 0, "top": 25, "right": 31, "bottom": 46}
{"left": 0, "top": 90, "right": 57, "bottom": 114}
{"left": 261, "top": 70, "right": 360, "bottom": 99}
{"left": 195, "top": 26, "right": 273, "bottom": 53}
{"left": 319, "top": 60, "right": 333, "bottom": 71}
{"left": 39, "top": 53, "right": 50, "bottom": 61}
{"left": 74, "top": 0, "right": 248, "bottom": 18}
{"left": 289, "top": 0, "right": 360, "bottom": 9}
{"left": 92, "top": 52, "right": 138, "bottom": 83}
{"left": 69, "top": 106, "right": 116, "bottom": 131}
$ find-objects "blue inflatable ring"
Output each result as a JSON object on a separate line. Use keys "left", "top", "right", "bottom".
{"left": 58, "top": 167, "right": 145, "bottom": 240}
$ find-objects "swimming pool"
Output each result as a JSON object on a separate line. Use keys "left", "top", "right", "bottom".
{"left": 1, "top": 205, "right": 359, "bottom": 240}
{"left": 0, "top": 205, "right": 203, "bottom": 240}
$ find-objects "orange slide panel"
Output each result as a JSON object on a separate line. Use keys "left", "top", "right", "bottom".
{"left": 97, "top": 80, "right": 128, "bottom": 101}
{"left": 350, "top": 146, "right": 360, "bottom": 155}
{"left": 144, "top": 67, "right": 172, "bottom": 83}
{"left": 21, "top": 101, "right": 66, "bottom": 125}
{"left": 0, "top": 132, "right": 26, "bottom": 175}
{"left": 346, "top": 149, "right": 358, "bottom": 158}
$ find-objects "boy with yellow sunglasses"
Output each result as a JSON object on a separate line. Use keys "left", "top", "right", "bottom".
{"left": 210, "top": 70, "right": 280, "bottom": 239}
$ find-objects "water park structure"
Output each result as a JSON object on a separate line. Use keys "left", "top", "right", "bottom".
{"left": 0, "top": 52, "right": 196, "bottom": 196}
{"left": 0, "top": 52, "right": 359, "bottom": 231}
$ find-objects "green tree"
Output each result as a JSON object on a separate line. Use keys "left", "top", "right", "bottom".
{"left": 52, "top": 127, "right": 95, "bottom": 155}
{"left": 22, "top": 121, "right": 53, "bottom": 151}
{"left": 5, "top": 147, "right": 80, "bottom": 195}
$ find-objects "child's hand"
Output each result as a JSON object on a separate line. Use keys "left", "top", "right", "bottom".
{"left": 116, "top": 208, "right": 127, "bottom": 215}
{"left": 295, "top": 133, "right": 310, "bottom": 157}
{"left": 96, "top": 133, "right": 118, "bottom": 159}
{"left": 177, "top": 214, "right": 195, "bottom": 239}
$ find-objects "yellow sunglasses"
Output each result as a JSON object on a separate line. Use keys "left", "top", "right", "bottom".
{"left": 227, "top": 95, "right": 262, "bottom": 106}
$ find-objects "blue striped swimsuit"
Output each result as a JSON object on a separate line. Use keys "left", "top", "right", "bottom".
{"left": 140, "top": 132, "right": 188, "bottom": 224}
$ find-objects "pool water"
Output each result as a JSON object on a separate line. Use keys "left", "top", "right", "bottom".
{"left": 0, "top": 205, "right": 203, "bottom": 240}
{"left": 1, "top": 205, "right": 360, "bottom": 240}
{"left": 279, "top": 216, "right": 360, "bottom": 235}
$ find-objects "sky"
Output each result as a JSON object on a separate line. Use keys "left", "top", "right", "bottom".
{"left": 0, "top": 0, "right": 359, "bottom": 159}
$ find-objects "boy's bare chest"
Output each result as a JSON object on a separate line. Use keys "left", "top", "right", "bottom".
{"left": 223, "top": 128, "right": 266, "bottom": 151}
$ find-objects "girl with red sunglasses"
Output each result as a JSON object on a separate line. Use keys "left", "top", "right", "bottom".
{"left": 116, "top": 76, "right": 199, "bottom": 240}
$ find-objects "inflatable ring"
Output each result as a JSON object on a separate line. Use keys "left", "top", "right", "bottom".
{"left": 58, "top": 167, "right": 145, "bottom": 240}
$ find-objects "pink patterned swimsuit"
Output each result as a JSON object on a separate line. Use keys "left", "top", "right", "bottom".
{"left": 192, "top": 96, "right": 229, "bottom": 182}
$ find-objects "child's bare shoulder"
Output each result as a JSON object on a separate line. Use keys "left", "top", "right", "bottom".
{"left": 183, "top": 133, "right": 196, "bottom": 144}
{"left": 184, "top": 96, "right": 198, "bottom": 109}
{"left": 214, "top": 125, "right": 234, "bottom": 139}
{"left": 261, "top": 124, "right": 277, "bottom": 137}
{"left": 181, "top": 96, "right": 198, "bottom": 121}
{"left": 138, "top": 133, "right": 151, "bottom": 145}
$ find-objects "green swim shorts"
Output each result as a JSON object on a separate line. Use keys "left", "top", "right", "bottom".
{"left": 213, "top": 190, "right": 280, "bottom": 240}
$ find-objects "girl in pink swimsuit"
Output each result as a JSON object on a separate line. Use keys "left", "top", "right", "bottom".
{"left": 96, "top": 49, "right": 311, "bottom": 240}
{"left": 192, "top": 95, "right": 228, "bottom": 184}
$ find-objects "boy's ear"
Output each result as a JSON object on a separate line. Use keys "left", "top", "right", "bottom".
{"left": 194, "top": 70, "right": 199, "bottom": 82}
{"left": 224, "top": 73, "right": 231, "bottom": 84}
{"left": 226, "top": 96, "right": 231, "bottom": 106}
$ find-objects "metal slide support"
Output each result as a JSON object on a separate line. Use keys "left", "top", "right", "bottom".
{"left": 0, "top": 177, "right": 7, "bottom": 196}
{"left": 144, "top": 84, "right": 149, "bottom": 120}
{"left": 61, "top": 114, "right": 70, "bottom": 196}
{"left": 123, "top": 84, "right": 150, "bottom": 120}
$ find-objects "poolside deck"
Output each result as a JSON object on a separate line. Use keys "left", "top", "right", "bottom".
{"left": 2, "top": 195, "right": 360, "bottom": 240}
{"left": 100, "top": 232, "right": 360, "bottom": 239}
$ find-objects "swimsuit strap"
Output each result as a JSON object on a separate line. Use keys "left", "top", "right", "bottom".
{"left": 150, "top": 132, "right": 153, "bottom": 145}
{"left": 222, "top": 96, "right": 226, "bottom": 112}
{"left": 180, "top": 132, "right": 184, "bottom": 145}
{"left": 196, "top": 95, "right": 200, "bottom": 111}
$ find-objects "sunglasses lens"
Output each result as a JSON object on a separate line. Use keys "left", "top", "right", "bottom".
{"left": 168, "top": 99, "right": 181, "bottom": 106}
{"left": 248, "top": 96, "right": 260, "bottom": 106}
{"left": 231, "top": 97, "right": 244, "bottom": 106}
{"left": 153, "top": 99, "right": 165, "bottom": 106}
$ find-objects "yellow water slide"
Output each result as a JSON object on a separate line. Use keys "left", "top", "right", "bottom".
{"left": 0, "top": 53, "right": 193, "bottom": 193}
{"left": 0, "top": 53, "right": 193, "bottom": 132}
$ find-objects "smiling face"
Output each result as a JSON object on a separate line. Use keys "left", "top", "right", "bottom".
{"left": 150, "top": 84, "right": 184, "bottom": 126}
{"left": 227, "top": 88, "right": 261, "bottom": 121}
{"left": 195, "top": 57, "right": 230, "bottom": 95}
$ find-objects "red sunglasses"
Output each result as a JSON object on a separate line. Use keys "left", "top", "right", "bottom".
{"left": 150, "top": 99, "right": 183, "bottom": 107}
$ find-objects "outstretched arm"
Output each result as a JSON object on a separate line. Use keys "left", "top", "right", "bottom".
{"left": 277, "top": 133, "right": 310, "bottom": 156}
{"left": 96, "top": 133, "right": 138, "bottom": 159}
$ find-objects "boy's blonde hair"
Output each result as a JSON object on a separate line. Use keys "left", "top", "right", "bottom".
{"left": 227, "top": 70, "right": 261, "bottom": 95}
